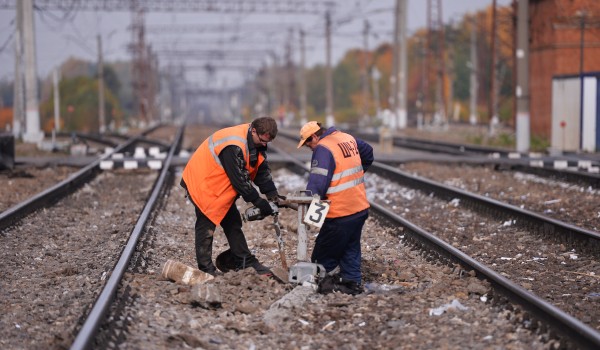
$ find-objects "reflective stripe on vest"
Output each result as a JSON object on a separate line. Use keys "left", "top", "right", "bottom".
{"left": 208, "top": 134, "right": 248, "bottom": 167}
{"left": 326, "top": 165, "right": 365, "bottom": 194}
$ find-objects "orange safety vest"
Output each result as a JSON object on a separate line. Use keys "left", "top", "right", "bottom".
{"left": 182, "top": 123, "right": 264, "bottom": 225}
{"left": 318, "top": 131, "right": 369, "bottom": 218}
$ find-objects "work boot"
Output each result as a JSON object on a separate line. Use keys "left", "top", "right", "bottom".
{"left": 334, "top": 278, "right": 363, "bottom": 295}
{"left": 248, "top": 260, "right": 273, "bottom": 276}
{"left": 216, "top": 249, "right": 237, "bottom": 273}
{"left": 318, "top": 275, "right": 363, "bottom": 295}
{"left": 237, "top": 255, "right": 273, "bottom": 276}
{"left": 317, "top": 275, "right": 337, "bottom": 294}
{"left": 216, "top": 250, "right": 272, "bottom": 276}
{"left": 200, "top": 264, "right": 222, "bottom": 277}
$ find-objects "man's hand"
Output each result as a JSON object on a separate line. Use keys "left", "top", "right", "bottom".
{"left": 253, "top": 197, "right": 275, "bottom": 216}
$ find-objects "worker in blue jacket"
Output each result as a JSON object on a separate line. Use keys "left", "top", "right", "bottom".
{"left": 297, "top": 121, "right": 374, "bottom": 294}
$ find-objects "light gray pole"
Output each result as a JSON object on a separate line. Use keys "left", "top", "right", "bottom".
{"left": 51, "top": 68, "right": 59, "bottom": 147}
{"left": 283, "top": 30, "right": 292, "bottom": 116}
{"left": 469, "top": 16, "right": 478, "bottom": 125}
{"left": 515, "top": 0, "right": 530, "bottom": 152}
{"left": 391, "top": 1, "right": 398, "bottom": 129}
{"left": 22, "top": 0, "right": 43, "bottom": 143}
{"left": 391, "top": 0, "right": 407, "bottom": 130}
{"left": 97, "top": 35, "right": 106, "bottom": 133}
{"left": 372, "top": 68, "right": 381, "bottom": 117}
{"left": 362, "top": 20, "right": 370, "bottom": 119}
{"left": 53, "top": 68, "right": 60, "bottom": 133}
{"left": 268, "top": 52, "right": 279, "bottom": 116}
{"left": 488, "top": 0, "right": 499, "bottom": 135}
{"left": 12, "top": 0, "right": 23, "bottom": 138}
{"left": 325, "top": 11, "right": 334, "bottom": 127}
{"left": 577, "top": 10, "right": 587, "bottom": 152}
{"left": 398, "top": 0, "right": 408, "bottom": 129}
{"left": 299, "top": 29, "right": 307, "bottom": 125}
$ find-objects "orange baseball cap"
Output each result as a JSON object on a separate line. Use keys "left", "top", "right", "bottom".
{"left": 297, "top": 121, "right": 321, "bottom": 148}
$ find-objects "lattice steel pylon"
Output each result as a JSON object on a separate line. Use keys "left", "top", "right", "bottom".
{"left": 426, "top": 0, "right": 447, "bottom": 127}
{"left": 129, "top": 5, "right": 157, "bottom": 126}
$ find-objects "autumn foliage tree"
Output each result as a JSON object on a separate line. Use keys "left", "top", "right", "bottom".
{"left": 40, "top": 76, "right": 123, "bottom": 133}
{"left": 301, "top": 4, "right": 514, "bottom": 126}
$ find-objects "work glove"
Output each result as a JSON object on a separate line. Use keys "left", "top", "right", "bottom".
{"left": 266, "top": 191, "right": 287, "bottom": 205}
{"left": 253, "top": 197, "right": 275, "bottom": 217}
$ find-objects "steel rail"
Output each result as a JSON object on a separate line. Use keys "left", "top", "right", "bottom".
{"left": 279, "top": 127, "right": 507, "bottom": 158}
{"left": 508, "top": 163, "right": 600, "bottom": 188}
{"left": 371, "top": 161, "right": 600, "bottom": 254}
{"left": 69, "top": 124, "right": 184, "bottom": 350}
{"left": 269, "top": 144, "right": 600, "bottom": 349}
{"left": 54, "top": 131, "right": 120, "bottom": 148}
{"left": 351, "top": 130, "right": 600, "bottom": 181}
{"left": 350, "top": 130, "right": 510, "bottom": 156}
{"left": 0, "top": 125, "right": 162, "bottom": 232}
{"left": 393, "top": 134, "right": 598, "bottom": 171}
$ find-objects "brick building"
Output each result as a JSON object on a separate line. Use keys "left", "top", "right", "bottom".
{"left": 529, "top": 0, "right": 600, "bottom": 150}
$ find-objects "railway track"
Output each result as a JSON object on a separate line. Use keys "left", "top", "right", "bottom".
{"left": 0, "top": 125, "right": 179, "bottom": 349}
{"left": 70, "top": 126, "right": 184, "bottom": 350}
{"left": 1, "top": 124, "right": 599, "bottom": 349}
{"left": 363, "top": 163, "right": 600, "bottom": 330}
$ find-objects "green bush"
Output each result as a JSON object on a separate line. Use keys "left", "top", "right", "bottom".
{"left": 530, "top": 134, "right": 550, "bottom": 152}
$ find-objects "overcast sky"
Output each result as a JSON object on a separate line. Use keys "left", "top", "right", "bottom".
{"left": 0, "top": 0, "right": 512, "bottom": 86}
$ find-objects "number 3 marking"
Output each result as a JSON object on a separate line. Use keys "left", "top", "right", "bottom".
{"left": 308, "top": 201, "right": 327, "bottom": 223}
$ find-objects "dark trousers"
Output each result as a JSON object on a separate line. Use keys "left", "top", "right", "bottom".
{"left": 194, "top": 203, "right": 253, "bottom": 272}
{"left": 311, "top": 210, "right": 368, "bottom": 284}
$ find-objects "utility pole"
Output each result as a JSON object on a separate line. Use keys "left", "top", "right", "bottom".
{"left": 391, "top": 1, "right": 398, "bottom": 128}
{"left": 469, "top": 15, "right": 478, "bottom": 125}
{"left": 515, "top": 0, "right": 530, "bottom": 152}
{"left": 131, "top": 7, "right": 150, "bottom": 127}
{"left": 12, "top": 0, "right": 24, "bottom": 139}
{"left": 417, "top": 38, "right": 425, "bottom": 129}
{"left": 424, "top": 0, "right": 432, "bottom": 125}
{"left": 299, "top": 29, "right": 307, "bottom": 125}
{"left": 577, "top": 9, "right": 587, "bottom": 151}
{"left": 268, "top": 52, "right": 278, "bottom": 116}
{"left": 97, "top": 35, "right": 106, "bottom": 134}
{"left": 53, "top": 68, "right": 60, "bottom": 133}
{"left": 51, "top": 68, "right": 60, "bottom": 148}
{"left": 325, "top": 10, "right": 334, "bottom": 127}
{"left": 22, "top": 0, "right": 43, "bottom": 143}
{"left": 434, "top": 0, "right": 447, "bottom": 127}
{"left": 489, "top": 0, "right": 499, "bottom": 135}
{"left": 361, "top": 19, "right": 370, "bottom": 120}
{"left": 426, "top": 0, "right": 447, "bottom": 127}
{"left": 392, "top": 0, "right": 408, "bottom": 130}
{"left": 372, "top": 68, "right": 381, "bottom": 118}
{"left": 150, "top": 49, "right": 159, "bottom": 123}
{"left": 283, "top": 29, "right": 292, "bottom": 120}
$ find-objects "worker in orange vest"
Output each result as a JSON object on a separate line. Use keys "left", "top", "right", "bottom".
{"left": 181, "top": 117, "right": 284, "bottom": 276}
{"left": 297, "top": 121, "right": 373, "bottom": 294}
